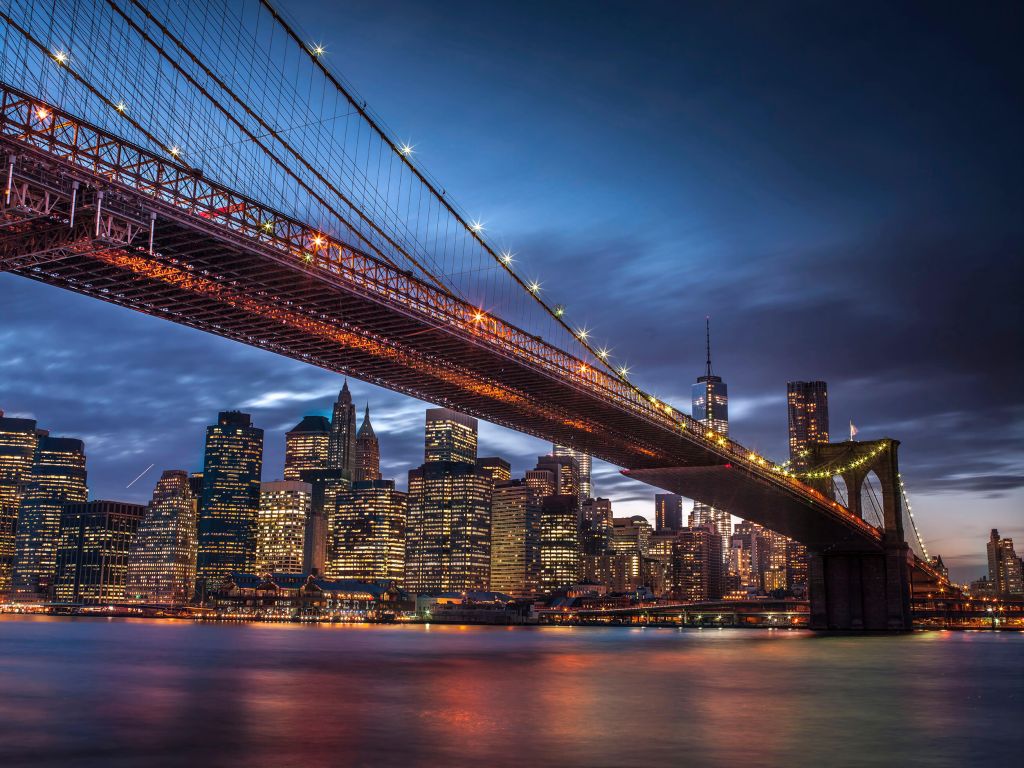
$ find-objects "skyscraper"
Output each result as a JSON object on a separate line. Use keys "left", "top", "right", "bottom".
{"left": 284, "top": 415, "right": 331, "bottom": 481}
{"left": 655, "top": 494, "right": 684, "bottom": 532}
{"left": 354, "top": 404, "right": 381, "bottom": 482}
{"left": 670, "top": 527, "right": 723, "bottom": 602}
{"left": 490, "top": 479, "right": 543, "bottom": 598}
{"left": 552, "top": 444, "right": 592, "bottom": 500}
{"left": 534, "top": 453, "right": 581, "bottom": 500}
{"left": 54, "top": 500, "right": 145, "bottom": 604}
{"left": 477, "top": 457, "right": 512, "bottom": 485}
{"left": 13, "top": 435, "right": 88, "bottom": 599}
{"left": 327, "top": 381, "right": 357, "bottom": 478}
{"left": 255, "top": 480, "right": 312, "bottom": 574}
{"left": 406, "top": 410, "right": 491, "bottom": 592}
{"left": 126, "top": 470, "right": 199, "bottom": 605}
{"left": 538, "top": 495, "right": 580, "bottom": 594}
{"left": 424, "top": 408, "right": 478, "bottom": 464}
{"left": 0, "top": 413, "right": 40, "bottom": 595}
{"left": 787, "top": 381, "right": 830, "bottom": 465}
{"left": 987, "top": 529, "right": 1023, "bottom": 596}
{"left": 196, "top": 411, "right": 264, "bottom": 586}
{"left": 330, "top": 479, "right": 406, "bottom": 583}
{"left": 690, "top": 319, "right": 732, "bottom": 547}
{"left": 580, "top": 497, "right": 613, "bottom": 555}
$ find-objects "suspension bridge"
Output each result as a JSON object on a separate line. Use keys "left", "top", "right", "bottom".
{"left": 0, "top": 0, "right": 946, "bottom": 629}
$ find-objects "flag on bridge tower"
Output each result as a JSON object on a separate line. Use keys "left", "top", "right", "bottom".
{"left": 850, "top": 421, "right": 858, "bottom": 441}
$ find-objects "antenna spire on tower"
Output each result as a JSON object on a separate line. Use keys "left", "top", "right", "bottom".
{"left": 705, "top": 316, "right": 713, "bottom": 377}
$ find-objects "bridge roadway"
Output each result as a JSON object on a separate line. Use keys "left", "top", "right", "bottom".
{"left": 0, "top": 83, "right": 882, "bottom": 557}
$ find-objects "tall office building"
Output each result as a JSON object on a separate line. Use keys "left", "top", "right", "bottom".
{"left": 54, "top": 500, "right": 145, "bottom": 604}
{"left": 284, "top": 415, "right": 331, "bottom": 481}
{"left": 255, "top": 480, "right": 311, "bottom": 574}
{"left": 535, "top": 454, "right": 581, "bottom": 501}
{"left": 490, "top": 479, "right": 543, "bottom": 598}
{"left": 353, "top": 405, "right": 381, "bottom": 482}
{"left": 126, "top": 470, "right": 199, "bottom": 605}
{"left": 13, "top": 435, "right": 88, "bottom": 599}
{"left": 987, "top": 529, "right": 1023, "bottom": 596}
{"left": 327, "top": 381, "right": 357, "bottom": 478}
{"left": 196, "top": 411, "right": 264, "bottom": 585}
{"left": 655, "top": 494, "right": 684, "bottom": 532}
{"left": 406, "top": 410, "right": 491, "bottom": 592}
{"left": 552, "top": 444, "right": 592, "bottom": 500}
{"left": 306, "top": 468, "right": 350, "bottom": 574}
{"left": 330, "top": 479, "right": 406, "bottom": 583}
{"left": 0, "top": 413, "right": 41, "bottom": 595}
{"left": 580, "top": 497, "right": 613, "bottom": 555}
{"left": 538, "top": 495, "right": 580, "bottom": 594}
{"left": 787, "top": 381, "right": 830, "bottom": 466}
{"left": 477, "top": 457, "right": 512, "bottom": 485}
{"left": 670, "top": 527, "right": 723, "bottom": 602}
{"left": 690, "top": 319, "right": 732, "bottom": 547}
{"left": 424, "top": 408, "right": 478, "bottom": 464}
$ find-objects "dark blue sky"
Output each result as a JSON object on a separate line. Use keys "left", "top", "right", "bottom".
{"left": 1, "top": 1, "right": 1021, "bottom": 582}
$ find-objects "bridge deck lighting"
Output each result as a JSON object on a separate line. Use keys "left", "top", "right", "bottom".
{"left": 553, "top": 304, "right": 565, "bottom": 317}
{"left": 597, "top": 347, "right": 609, "bottom": 359}
{"left": 312, "top": 234, "right": 325, "bottom": 248}
{"left": 311, "top": 43, "right": 326, "bottom": 56}
{"left": 169, "top": 145, "right": 180, "bottom": 157}
{"left": 473, "top": 311, "right": 485, "bottom": 323}
{"left": 399, "top": 142, "right": 414, "bottom": 156}
{"left": 618, "top": 365, "right": 630, "bottom": 377}
{"left": 576, "top": 327, "right": 589, "bottom": 341}
{"left": 470, "top": 220, "right": 484, "bottom": 233}
{"left": 115, "top": 101, "right": 126, "bottom": 113}
{"left": 52, "top": 50, "right": 68, "bottom": 65}
{"left": 501, "top": 251, "right": 513, "bottom": 264}
{"left": 528, "top": 281, "right": 541, "bottom": 293}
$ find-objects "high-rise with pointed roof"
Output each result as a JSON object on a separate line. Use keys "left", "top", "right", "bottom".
{"left": 327, "top": 381, "right": 357, "bottom": 479}
{"left": 354, "top": 404, "right": 381, "bottom": 482}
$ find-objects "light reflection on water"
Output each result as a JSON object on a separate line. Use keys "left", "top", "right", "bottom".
{"left": 0, "top": 617, "right": 1020, "bottom": 767}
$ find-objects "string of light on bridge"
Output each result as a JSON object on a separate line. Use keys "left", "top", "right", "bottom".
{"left": 898, "top": 473, "right": 931, "bottom": 560}
{"left": 787, "top": 442, "right": 890, "bottom": 480}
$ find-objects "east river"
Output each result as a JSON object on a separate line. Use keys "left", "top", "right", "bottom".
{"left": 0, "top": 617, "right": 1020, "bottom": 767}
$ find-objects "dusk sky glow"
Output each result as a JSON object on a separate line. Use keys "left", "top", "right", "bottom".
{"left": 1, "top": 0, "right": 1021, "bottom": 583}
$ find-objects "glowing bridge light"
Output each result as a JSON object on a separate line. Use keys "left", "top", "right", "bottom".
{"left": 262, "top": 221, "right": 274, "bottom": 232}
{"left": 52, "top": 49, "right": 68, "bottom": 65}
{"left": 597, "top": 347, "right": 610, "bottom": 359}
{"left": 35, "top": 108, "right": 50, "bottom": 120}
{"left": 470, "top": 220, "right": 484, "bottom": 233}
{"left": 617, "top": 364, "right": 630, "bottom": 377}
{"left": 528, "top": 281, "right": 541, "bottom": 293}
{"left": 399, "top": 142, "right": 415, "bottom": 156}
{"left": 311, "top": 43, "right": 326, "bottom": 56}
{"left": 115, "top": 101, "right": 126, "bottom": 113}
{"left": 501, "top": 250, "right": 513, "bottom": 264}
{"left": 553, "top": 304, "right": 565, "bottom": 317}
{"left": 311, "top": 234, "right": 325, "bottom": 248}
{"left": 576, "top": 327, "right": 589, "bottom": 341}
{"left": 169, "top": 145, "right": 181, "bottom": 157}
{"left": 473, "top": 310, "right": 485, "bottom": 323}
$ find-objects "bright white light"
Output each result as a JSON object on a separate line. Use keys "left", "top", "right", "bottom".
{"left": 597, "top": 348, "right": 610, "bottom": 359}
{"left": 576, "top": 327, "right": 589, "bottom": 341}
{"left": 618, "top": 365, "right": 630, "bottom": 377}
{"left": 52, "top": 50, "right": 68, "bottom": 65}
{"left": 169, "top": 145, "right": 180, "bottom": 157}
{"left": 35, "top": 108, "right": 50, "bottom": 120}
{"left": 501, "top": 251, "right": 513, "bottom": 264}
{"left": 470, "top": 220, "right": 484, "bottom": 233}
{"left": 312, "top": 43, "right": 326, "bottom": 56}
{"left": 528, "top": 281, "right": 541, "bottom": 293}
{"left": 115, "top": 101, "right": 126, "bottom": 113}
{"left": 399, "top": 142, "right": 415, "bottom": 156}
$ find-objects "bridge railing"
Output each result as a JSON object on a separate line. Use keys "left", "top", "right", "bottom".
{"left": 0, "top": 82, "right": 879, "bottom": 540}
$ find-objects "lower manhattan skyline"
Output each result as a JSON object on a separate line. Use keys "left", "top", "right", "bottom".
{"left": 0, "top": 1, "right": 1021, "bottom": 766}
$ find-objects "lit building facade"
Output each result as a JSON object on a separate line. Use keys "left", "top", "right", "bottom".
{"left": 330, "top": 479, "right": 406, "bottom": 583}
{"left": 987, "top": 529, "right": 1023, "bottom": 596}
{"left": 0, "top": 414, "right": 42, "bottom": 596}
{"left": 535, "top": 454, "right": 580, "bottom": 500}
{"left": 12, "top": 435, "right": 88, "bottom": 599}
{"left": 655, "top": 494, "right": 684, "bottom": 532}
{"left": 196, "top": 411, "right": 264, "bottom": 585}
{"left": 538, "top": 494, "right": 579, "bottom": 594}
{"left": 255, "top": 480, "right": 312, "bottom": 574}
{"left": 126, "top": 470, "right": 199, "bottom": 605}
{"left": 302, "top": 468, "right": 349, "bottom": 575}
{"left": 284, "top": 415, "right": 331, "bottom": 481}
{"left": 552, "top": 443, "right": 592, "bottom": 501}
{"left": 787, "top": 381, "right": 830, "bottom": 465}
{"left": 580, "top": 497, "right": 613, "bottom": 555}
{"left": 54, "top": 500, "right": 145, "bottom": 604}
{"left": 670, "top": 527, "right": 723, "bottom": 602}
{"left": 611, "top": 515, "right": 653, "bottom": 557}
{"left": 477, "top": 457, "right": 512, "bottom": 485}
{"left": 327, "top": 381, "right": 357, "bottom": 478}
{"left": 353, "top": 405, "right": 382, "bottom": 482}
{"left": 407, "top": 410, "right": 490, "bottom": 592}
{"left": 490, "top": 479, "right": 542, "bottom": 598}
{"left": 424, "top": 408, "right": 478, "bottom": 464}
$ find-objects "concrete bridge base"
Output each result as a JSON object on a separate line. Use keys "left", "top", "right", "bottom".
{"left": 808, "top": 537, "right": 912, "bottom": 631}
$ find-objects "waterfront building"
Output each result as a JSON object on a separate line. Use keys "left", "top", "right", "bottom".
{"left": 538, "top": 494, "right": 579, "bottom": 594}
{"left": 581, "top": 553, "right": 640, "bottom": 593}
{"left": 330, "top": 479, "right": 406, "bottom": 583}
{"left": 655, "top": 494, "right": 684, "bottom": 532}
{"left": 12, "top": 435, "right": 88, "bottom": 599}
{"left": 196, "top": 411, "right": 264, "bottom": 585}
{"left": 327, "top": 381, "right": 357, "bottom": 478}
{"left": 0, "top": 413, "right": 41, "bottom": 595}
{"left": 255, "top": 480, "right": 311, "bottom": 574}
{"left": 353, "top": 405, "right": 382, "bottom": 482}
{"left": 125, "top": 470, "right": 199, "bottom": 605}
{"left": 580, "top": 497, "right": 613, "bottom": 555}
{"left": 670, "top": 527, "right": 723, "bottom": 602}
{"left": 552, "top": 443, "right": 591, "bottom": 501}
{"left": 53, "top": 500, "right": 145, "bottom": 604}
{"left": 406, "top": 410, "right": 491, "bottom": 592}
{"left": 787, "top": 380, "right": 830, "bottom": 465}
{"left": 987, "top": 529, "right": 1023, "bottom": 596}
{"left": 490, "top": 479, "right": 542, "bottom": 598}
{"left": 284, "top": 415, "right": 331, "bottom": 481}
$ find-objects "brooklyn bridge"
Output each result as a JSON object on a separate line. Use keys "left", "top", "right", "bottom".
{"left": 0, "top": 0, "right": 947, "bottom": 629}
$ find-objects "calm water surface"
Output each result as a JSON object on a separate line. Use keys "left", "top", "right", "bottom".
{"left": 0, "top": 616, "right": 1020, "bottom": 767}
